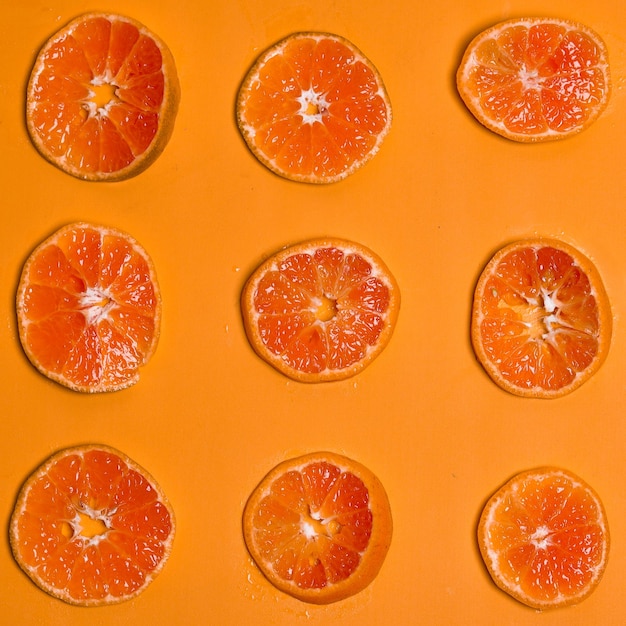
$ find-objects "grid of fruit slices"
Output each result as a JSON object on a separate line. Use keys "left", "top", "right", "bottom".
{"left": 8, "top": 11, "right": 608, "bottom": 606}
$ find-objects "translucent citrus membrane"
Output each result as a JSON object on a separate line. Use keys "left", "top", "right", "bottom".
{"left": 478, "top": 246, "right": 600, "bottom": 391}
{"left": 30, "top": 16, "right": 164, "bottom": 174}
{"left": 15, "top": 449, "right": 173, "bottom": 602}
{"left": 249, "top": 461, "right": 372, "bottom": 589}
{"left": 486, "top": 473, "right": 606, "bottom": 603}
{"left": 20, "top": 227, "right": 158, "bottom": 389}
{"left": 242, "top": 35, "right": 389, "bottom": 178}
{"left": 465, "top": 22, "right": 608, "bottom": 134}
{"left": 252, "top": 247, "right": 392, "bottom": 373}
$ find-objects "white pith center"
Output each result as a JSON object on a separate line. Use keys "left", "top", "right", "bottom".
{"left": 300, "top": 507, "right": 341, "bottom": 540}
{"left": 296, "top": 87, "right": 330, "bottom": 125}
{"left": 64, "top": 502, "right": 115, "bottom": 546}
{"left": 80, "top": 286, "right": 117, "bottom": 325}
{"left": 499, "top": 287, "right": 563, "bottom": 342}
{"left": 529, "top": 289, "right": 560, "bottom": 340}
{"left": 530, "top": 525, "right": 552, "bottom": 550}
{"left": 518, "top": 65, "right": 544, "bottom": 90}
{"left": 83, "top": 72, "right": 119, "bottom": 118}
{"left": 312, "top": 293, "right": 337, "bottom": 322}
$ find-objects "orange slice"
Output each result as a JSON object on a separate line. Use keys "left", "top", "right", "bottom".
{"left": 237, "top": 32, "right": 392, "bottom": 183}
{"left": 26, "top": 12, "right": 180, "bottom": 181}
{"left": 478, "top": 467, "right": 609, "bottom": 610}
{"left": 457, "top": 18, "right": 611, "bottom": 141}
{"left": 241, "top": 238, "right": 400, "bottom": 382}
{"left": 243, "top": 451, "right": 392, "bottom": 604}
{"left": 471, "top": 238, "right": 611, "bottom": 398}
{"left": 16, "top": 222, "right": 161, "bottom": 392}
{"left": 10, "top": 444, "right": 175, "bottom": 606}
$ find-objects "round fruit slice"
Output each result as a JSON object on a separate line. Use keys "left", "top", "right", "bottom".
{"left": 17, "top": 222, "right": 161, "bottom": 392}
{"left": 243, "top": 451, "right": 392, "bottom": 604}
{"left": 237, "top": 32, "right": 392, "bottom": 183}
{"left": 478, "top": 467, "right": 609, "bottom": 610}
{"left": 10, "top": 445, "right": 175, "bottom": 606}
{"left": 457, "top": 18, "right": 611, "bottom": 141}
{"left": 26, "top": 12, "right": 180, "bottom": 181}
{"left": 241, "top": 238, "right": 400, "bottom": 382}
{"left": 471, "top": 238, "right": 611, "bottom": 398}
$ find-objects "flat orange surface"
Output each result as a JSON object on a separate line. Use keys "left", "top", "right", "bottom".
{"left": 1, "top": 1, "right": 625, "bottom": 624}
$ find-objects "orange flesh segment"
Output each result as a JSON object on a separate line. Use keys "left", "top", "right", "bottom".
{"left": 19, "top": 225, "right": 159, "bottom": 391}
{"left": 30, "top": 16, "right": 164, "bottom": 174}
{"left": 250, "top": 461, "right": 372, "bottom": 589}
{"left": 253, "top": 247, "right": 391, "bottom": 374}
{"left": 478, "top": 245, "right": 601, "bottom": 392}
{"left": 14, "top": 448, "right": 173, "bottom": 603}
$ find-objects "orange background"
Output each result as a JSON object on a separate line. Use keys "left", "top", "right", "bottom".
{"left": 1, "top": 1, "right": 625, "bottom": 624}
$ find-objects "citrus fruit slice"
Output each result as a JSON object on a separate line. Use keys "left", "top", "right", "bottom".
{"left": 237, "top": 32, "right": 392, "bottom": 183}
{"left": 241, "top": 238, "right": 400, "bottom": 382}
{"left": 26, "top": 12, "right": 180, "bottom": 181}
{"left": 16, "top": 222, "right": 161, "bottom": 392}
{"left": 471, "top": 238, "right": 611, "bottom": 398}
{"left": 457, "top": 18, "right": 611, "bottom": 141}
{"left": 10, "top": 444, "right": 175, "bottom": 606}
{"left": 243, "top": 451, "right": 392, "bottom": 604}
{"left": 478, "top": 467, "right": 609, "bottom": 610}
